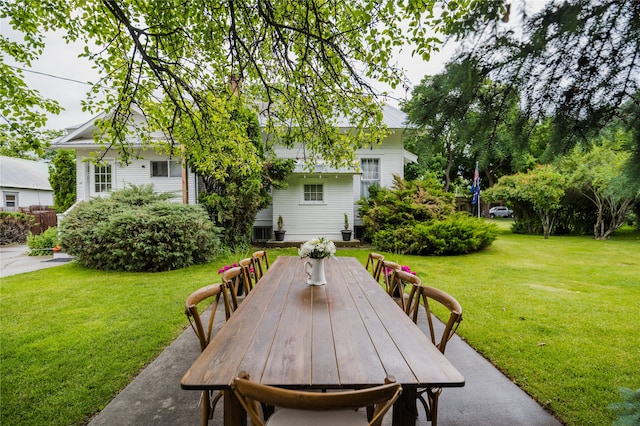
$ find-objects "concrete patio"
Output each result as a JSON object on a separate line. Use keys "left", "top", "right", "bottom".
{"left": 88, "top": 302, "right": 563, "bottom": 426}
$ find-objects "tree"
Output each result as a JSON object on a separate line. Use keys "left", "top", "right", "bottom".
{"left": 484, "top": 165, "right": 567, "bottom": 239}
{"left": 168, "top": 95, "right": 294, "bottom": 247}
{"left": 1, "top": 1, "right": 507, "bottom": 166}
{"left": 452, "top": 0, "right": 640, "bottom": 174}
{"left": 402, "top": 58, "right": 545, "bottom": 193}
{"left": 561, "top": 129, "right": 638, "bottom": 239}
{"left": 48, "top": 149, "right": 76, "bottom": 212}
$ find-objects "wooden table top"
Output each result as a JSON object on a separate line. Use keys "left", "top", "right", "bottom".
{"left": 181, "top": 256, "right": 464, "bottom": 392}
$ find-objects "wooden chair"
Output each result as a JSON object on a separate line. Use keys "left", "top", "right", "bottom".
{"left": 184, "top": 283, "right": 232, "bottom": 426}
{"left": 252, "top": 250, "right": 269, "bottom": 281}
{"left": 238, "top": 257, "right": 257, "bottom": 294}
{"left": 404, "top": 283, "right": 463, "bottom": 426}
{"left": 232, "top": 372, "right": 401, "bottom": 426}
{"left": 387, "top": 269, "right": 421, "bottom": 311}
{"left": 380, "top": 260, "right": 401, "bottom": 294}
{"left": 221, "top": 266, "right": 245, "bottom": 311}
{"left": 365, "top": 252, "right": 385, "bottom": 282}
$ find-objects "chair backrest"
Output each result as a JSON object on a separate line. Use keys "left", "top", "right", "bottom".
{"left": 232, "top": 372, "right": 401, "bottom": 426}
{"left": 185, "top": 283, "right": 231, "bottom": 352}
{"left": 405, "top": 283, "right": 463, "bottom": 354}
{"left": 380, "top": 260, "right": 401, "bottom": 293}
{"left": 239, "top": 257, "right": 256, "bottom": 294}
{"left": 221, "top": 266, "right": 244, "bottom": 311}
{"left": 387, "top": 269, "right": 421, "bottom": 311}
{"left": 252, "top": 250, "right": 269, "bottom": 281}
{"left": 365, "top": 252, "right": 385, "bottom": 282}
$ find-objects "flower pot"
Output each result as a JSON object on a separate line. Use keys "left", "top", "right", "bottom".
{"left": 274, "top": 230, "right": 286, "bottom": 241}
{"left": 341, "top": 230, "right": 352, "bottom": 241}
{"left": 304, "top": 257, "right": 327, "bottom": 285}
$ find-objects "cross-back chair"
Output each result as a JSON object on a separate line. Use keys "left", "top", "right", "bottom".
{"left": 365, "top": 252, "right": 385, "bottom": 282}
{"left": 251, "top": 250, "right": 269, "bottom": 282}
{"left": 387, "top": 268, "right": 421, "bottom": 311}
{"left": 232, "top": 372, "right": 402, "bottom": 426}
{"left": 221, "top": 266, "right": 245, "bottom": 311}
{"left": 379, "top": 260, "right": 401, "bottom": 294}
{"left": 404, "top": 282, "right": 463, "bottom": 426}
{"left": 184, "top": 283, "right": 233, "bottom": 426}
{"left": 238, "top": 257, "right": 257, "bottom": 294}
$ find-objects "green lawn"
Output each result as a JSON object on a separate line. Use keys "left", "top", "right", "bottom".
{"left": 1, "top": 226, "right": 639, "bottom": 425}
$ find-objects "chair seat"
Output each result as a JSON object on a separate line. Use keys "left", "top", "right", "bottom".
{"left": 266, "top": 408, "right": 368, "bottom": 426}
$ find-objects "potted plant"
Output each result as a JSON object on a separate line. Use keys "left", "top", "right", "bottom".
{"left": 274, "top": 215, "right": 286, "bottom": 241}
{"left": 341, "top": 213, "right": 352, "bottom": 241}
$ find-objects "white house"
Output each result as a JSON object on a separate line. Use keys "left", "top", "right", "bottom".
{"left": 52, "top": 105, "right": 415, "bottom": 241}
{"left": 0, "top": 156, "right": 54, "bottom": 210}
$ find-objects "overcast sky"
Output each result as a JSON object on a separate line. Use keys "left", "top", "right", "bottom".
{"left": 2, "top": 1, "right": 546, "bottom": 131}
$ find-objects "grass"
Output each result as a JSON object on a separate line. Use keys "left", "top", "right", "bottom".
{"left": 1, "top": 225, "right": 639, "bottom": 425}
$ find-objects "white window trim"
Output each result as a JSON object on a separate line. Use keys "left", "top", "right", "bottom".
{"left": 150, "top": 160, "right": 182, "bottom": 178}
{"left": 360, "top": 158, "right": 381, "bottom": 198}
{"left": 3, "top": 191, "right": 18, "bottom": 209}
{"left": 300, "top": 181, "right": 326, "bottom": 205}
{"left": 93, "top": 162, "right": 114, "bottom": 194}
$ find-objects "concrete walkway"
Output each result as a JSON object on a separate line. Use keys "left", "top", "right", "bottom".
{"left": 0, "top": 244, "right": 71, "bottom": 278}
{"left": 89, "top": 305, "right": 563, "bottom": 426}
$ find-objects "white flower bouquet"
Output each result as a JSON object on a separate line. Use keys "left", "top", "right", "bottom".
{"left": 298, "top": 237, "right": 337, "bottom": 259}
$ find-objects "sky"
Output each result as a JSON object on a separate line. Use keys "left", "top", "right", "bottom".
{"left": 2, "top": 1, "right": 546, "bottom": 131}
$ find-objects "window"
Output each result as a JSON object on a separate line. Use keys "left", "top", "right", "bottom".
{"left": 151, "top": 160, "right": 182, "bottom": 177}
{"left": 3, "top": 192, "right": 17, "bottom": 210}
{"left": 94, "top": 164, "right": 112, "bottom": 193}
{"left": 303, "top": 184, "right": 323, "bottom": 202}
{"left": 360, "top": 158, "right": 380, "bottom": 198}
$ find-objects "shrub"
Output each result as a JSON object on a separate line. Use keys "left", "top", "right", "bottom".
{"left": 609, "top": 387, "right": 640, "bottom": 426}
{"left": 372, "top": 213, "right": 498, "bottom": 255}
{"left": 59, "top": 185, "right": 221, "bottom": 272}
{"left": 360, "top": 175, "right": 497, "bottom": 255}
{"left": 0, "top": 212, "right": 34, "bottom": 245}
{"left": 358, "top": 175, "right": 456, "bottom": 242}
{"left": 26, "top": 227, "right": 58, "bottom": 255}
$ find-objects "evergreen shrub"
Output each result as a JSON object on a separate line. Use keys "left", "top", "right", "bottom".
{"left": 373, "top": 213, "right": 497, "bottom": 255}
{"left": 361, "top": 176, "right": 497, "bottom": 255}
{"left": 0, "top": 212, "right": 33, "bottom": 245}
{"left": 59, "top": 185, "right": 220, "bottom": 272}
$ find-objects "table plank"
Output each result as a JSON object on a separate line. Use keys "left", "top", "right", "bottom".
{"left": 326, "top": 259, "right": 387, "bottom": 385}
{"left": 182, "top": 255, "right": 465, "bottom": 426}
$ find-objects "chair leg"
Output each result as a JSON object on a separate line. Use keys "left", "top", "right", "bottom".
{"left": 427, "top": 388, "right": 441, "bottom": 426}
{"left": 202, "top": 390, "right": 210, "bottom": 426}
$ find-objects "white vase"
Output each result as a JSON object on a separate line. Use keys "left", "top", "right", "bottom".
{"left": 304, "top": 257, "right": 327, "bottom": 285}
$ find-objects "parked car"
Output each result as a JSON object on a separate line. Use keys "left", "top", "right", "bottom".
{"left": 489, "top": 206, "right": 514, "bottom": 218}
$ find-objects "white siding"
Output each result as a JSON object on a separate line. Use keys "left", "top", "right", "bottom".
{"left": 272, "top": 174, "right": 354, "bottom": 241}
{"left": 0, "top": 187, "right": 53, "bottom": 208}
{"left": 73, "top": 149, "right": 195, "bottom": 204}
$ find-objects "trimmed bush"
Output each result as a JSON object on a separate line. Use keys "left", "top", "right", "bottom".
{"left": 59, "top": 185, "right": 221, "bottom": 272}
{"left": 373, "top": 213, "right": 498, "bottom": 255}
{"left": 26, "top": 226, "right": 58, "bottom": 255}
{"left": 0, "top": 212, "right": 34, "bottom": 245}
{"left": 360, "top": 175, "right": 497, "bottom": 255}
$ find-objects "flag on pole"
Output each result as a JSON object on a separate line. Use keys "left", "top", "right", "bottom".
{"left": 471, "top": 162, "right": 480, "bottom": 205}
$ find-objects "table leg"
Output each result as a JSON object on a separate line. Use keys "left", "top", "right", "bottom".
{"left": 392, "top": 387, "right": 417, "bottom": 426}
{"left": 223, "top": 389, "right": 247, "bottom": 426}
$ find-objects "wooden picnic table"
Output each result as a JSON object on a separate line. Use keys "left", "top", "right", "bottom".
{"left": 181, "top": 256, "right": 464, "bottom": 425}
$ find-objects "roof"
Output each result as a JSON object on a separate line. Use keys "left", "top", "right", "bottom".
{"left": 52, "top": 104, "right": 408, "bottom": 149}
{"left": 0, "top": 156, "right": 52, "bottom": 191}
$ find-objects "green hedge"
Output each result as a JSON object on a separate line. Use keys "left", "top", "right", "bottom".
{"left": 59, "top": 185, "right": 221, "bottom": 272}
{"left": 372, "top": 213, "right": 498, "bottom": 255}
